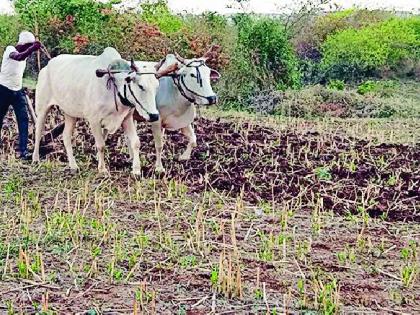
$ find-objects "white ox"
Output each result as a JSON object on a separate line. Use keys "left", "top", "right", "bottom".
{"left": 32, "top": 47, "right": 161, "bottom": 175}
{"left": 135, "top": 51, "right": 220, "bottom": 172}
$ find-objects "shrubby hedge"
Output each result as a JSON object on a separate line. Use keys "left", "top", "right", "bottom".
{"left": 321, "top": 18, "right": 420, "bottom": 81}
{"left": 0, "top": 0, "right": 418, "bottom": 117}
{"left": 0, "top": 15, "right": 20, "bottom": 54}
{"left": 294, "top": 9, "right": 392, "bottom": 60}
{"left": 218, "top": 15, "right": 301, "bottom": 105}
{"left": 246, "top": 82, "right": 420, "bottom": 119}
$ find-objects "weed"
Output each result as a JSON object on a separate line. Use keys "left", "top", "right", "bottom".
{"left": 254, "top": 288, "right": 264, "bottom": 300}
{"left": 401, "top": 264, "right": 418, "bottom": 288}
{"left": 312, "top": 276, "right": 340, "bottom": 315}
{"left": 401, "top": 240, "right": 418, "bottom": 261}
{"left": 337, "top": 246, "right": 356, "bottom": 265}
{"left": 134, "top": 229, "right": 150, "bottom": 250}
{"left": 356, "top": 206, "right": 370, "bottom": 226}
{"left": 400, "top": 240, "right": 419, "bottom": 287}
{"left": 257, "top": 231, "right": 275, "bottom": 262}
{"left": 296, "top": 239, "right": 312, "bottom": 262}
{"left": 107, "top": 262, "right": 124, "bottom": 281}
{"left": 210, "top": 266, "right": 219, "bottom": 287}
{"left": 386, "top": 175, "right": 397, "bottom": 186}
{"left": 180, "top": 255, "right": 197, "bottom": 268}
{"left": 3, "top": 175, "right": 22, "bottom": 199}
{"left": 297, "top": 277, "right": 307, "bottom": 309}
{"left": 314, "top": 167, "right": 332, "bottom": 181}
{"left": 134, "top": 281, "right": 156, "bottom": 313}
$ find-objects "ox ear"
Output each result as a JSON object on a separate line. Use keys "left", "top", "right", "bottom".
{"left": 130, "top": 58, "right": 139, "bottom": 72}
{"left": 210, "top": 69, "right": 221, "bottom": 82}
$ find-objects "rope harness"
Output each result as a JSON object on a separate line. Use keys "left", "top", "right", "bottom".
{"left": 171, "top": 60, "right": 214, "bottom": 104}
{"left": 104, "top": 68, "right": 156, "bottom": 116}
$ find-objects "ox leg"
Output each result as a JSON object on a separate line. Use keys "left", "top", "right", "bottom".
{"left": 33, "top": 106, "right": 51, "bottom": 162}
{"left": 125, "top": 119, "right": 138, "bottom": 160}
{"left": 63, "top": 114, "right": 78, "bottom": 170}
{"left": 179, "top": 124, "right": 197, "bottom": 161}
{"left": 151, "top": 122, "right": 165, "bottom": 173}
{"left": 122, "top": 115, "right": 141, "bottom": 176}
{"left": 102, "top": 129, "right": 109, "bottom": 142}
{"left": 90, "top": 122, "right": 108, "bottom": 174}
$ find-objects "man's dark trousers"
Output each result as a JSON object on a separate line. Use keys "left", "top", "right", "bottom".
{"left": 0, "top": 84, "right": 29, "bottom": 155}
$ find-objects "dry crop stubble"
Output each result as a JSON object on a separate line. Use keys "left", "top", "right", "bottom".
{"left": 0, "top": 106, "right": 419, "bottom": 313}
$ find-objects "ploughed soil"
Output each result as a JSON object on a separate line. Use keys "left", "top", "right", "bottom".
{"left": 0, "top": 107, "right": 419, "bottom": 314}
{"left": 2, "top": 106, "right": 419, "bottom": 222}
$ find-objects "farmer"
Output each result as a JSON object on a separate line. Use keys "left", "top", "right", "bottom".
{"left": 0, "top": 31, "right": 41, "bottom": 159}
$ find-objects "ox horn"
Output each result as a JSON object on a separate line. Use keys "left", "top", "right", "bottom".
{"left": 174, "top": 52, "right": 186, "bottom": 64}
{"left": 155, "top": 63, "right": 179, "bottom": 79}
{"left": 130, "top": 57, "right": 139, "bottom": 72}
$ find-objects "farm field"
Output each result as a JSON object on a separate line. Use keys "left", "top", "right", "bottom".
{"left": 1, "top": 107, "right": 419, "bottom": 314}
{"left": 1, "top": 0, "right": 420, "bottom": 313}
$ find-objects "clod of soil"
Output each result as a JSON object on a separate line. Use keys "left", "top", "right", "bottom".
{"left": 2, "top": 107, "right": 419, "bottom": 222}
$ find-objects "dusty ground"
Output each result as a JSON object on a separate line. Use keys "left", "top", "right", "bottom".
{"left": 0, "top": 108, "right": 419, "bottom": 314}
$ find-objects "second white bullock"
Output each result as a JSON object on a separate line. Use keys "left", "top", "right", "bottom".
{"left": 33, "top": 47, "right": 161, "bottom": 175}
{"left": 135, "top": 50, "right": 221, "bottom": 172}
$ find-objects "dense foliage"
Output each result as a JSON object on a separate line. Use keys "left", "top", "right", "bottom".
{"left": 219, "top": 15, "right": 301, "bottom": 105}
{"left": 0, "top": 0, "right": 419, "bottom": 117}
{"left": 321, "top": 18, "right": 420, "bottom": 81}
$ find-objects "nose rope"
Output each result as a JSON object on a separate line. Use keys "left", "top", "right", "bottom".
{"left": 127, "top": 84, "right": 154, "bottom": 117}
{"left": 118, "top": 84, "right": 135, "bottom": 109}
{"left": 195, "top": 65, "right": 203, "bottom": 87}
{"left": 105, "top": 72, "right": 120, "bottom": 111}
{"left": 105, "top": 69, "right": 155, "bottom": 114}
{"left": 171, "top": 60, "right": 216, "bottom": 104}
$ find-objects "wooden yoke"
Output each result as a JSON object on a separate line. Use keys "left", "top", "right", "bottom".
{"left": 134, "top": 62, "right": 179, "bottom": 122}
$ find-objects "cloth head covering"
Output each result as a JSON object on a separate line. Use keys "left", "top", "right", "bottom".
{"left": 18, "top": 31, "right": 36, "bottom": 45}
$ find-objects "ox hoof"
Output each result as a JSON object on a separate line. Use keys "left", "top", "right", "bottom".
{"left": 179, "top": 154, "right": 191, "bottom": 161}
{"left": 68, "top": 165, "right": 79, "bottom": 173}
{"left": 132, "top": 169, "right": 142, "bottom": 177}
{"left": 98, "top": 168, "right": 109, "bottom": 175}
{"left": 155, "top": 165, "right": 166, "bottom": 173}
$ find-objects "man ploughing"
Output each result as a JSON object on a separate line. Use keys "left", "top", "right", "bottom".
{"left": 0, "top": 31, "right": 41, "bottom": 159}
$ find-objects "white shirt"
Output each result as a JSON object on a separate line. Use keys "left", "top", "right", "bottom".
{"left": 0, "top": 46, "right": 27, "bottom": 91}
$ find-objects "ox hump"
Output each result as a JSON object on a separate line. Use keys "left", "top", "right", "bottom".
{"left": 98, "top": 47, "right": 122, "bottom": 63}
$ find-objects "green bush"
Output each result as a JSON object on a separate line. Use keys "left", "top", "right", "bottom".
{"left": 243, "top": 80, "right": 420, "bottom": 119}
{"left": 219, "top": 15, "right": 301, "bottom": 105}
{"left": 140, "top": 0, "right": 183, "bottom": 35}
{"left": 2, "top": 1, "right": 419, "bottom": 119}
{"left": 0, "top": 15, "right": 21, "bottom": 55}
{"left": 239, "top": 17, "right": 301, "bottom": 90}
{"left": 293, "top": 9, "right": 391, "bottom": 60}
{"left": 357, "top": 80, "right": 378, "bottom": 95}
{"left": 273, "top": 84, "right": 419, "bottom": 118}
{"left": 15, "top": 0, "right": 112, "bottom": 35}
{"left": 327, "top": 79, "right": 345, "bottom": 91}
{"left": 218, "top": 48, "right": 260, "bottom": 106}
{"left": 14, "top": 0, "right": 116, "bottom": 57}
{"left": 321, "top": 17, "right": 420, "bottom": 81}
